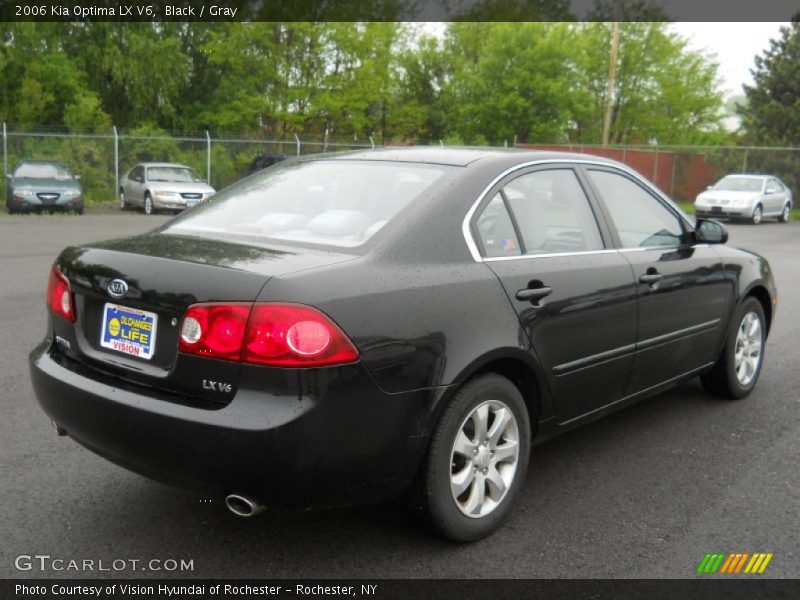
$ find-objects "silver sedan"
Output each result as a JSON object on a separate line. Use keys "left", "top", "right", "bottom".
{"left": 119, "top": 163, "right": 215, "bottom": 215}
{"left": 695, "top": 174, "right": 793, "bottom": 225}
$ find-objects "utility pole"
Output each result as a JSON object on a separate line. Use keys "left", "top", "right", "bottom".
{"left": 601, "top": 18, "right": 621, "bottom": 146}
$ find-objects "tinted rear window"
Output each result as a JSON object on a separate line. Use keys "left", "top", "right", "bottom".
{"left": 164, "top": 160, "right": 447, "bottom": 248}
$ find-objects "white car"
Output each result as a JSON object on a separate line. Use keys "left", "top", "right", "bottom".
{"left": 120, "top": 163, "right": 215, "bottom": 215}
{"left": 695, "top": 174, "right": 792, "bottom": 225}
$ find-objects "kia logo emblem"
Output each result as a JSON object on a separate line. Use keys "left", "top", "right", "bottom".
{"left": 107, "top": 279, "right": 129, "bottom": 298}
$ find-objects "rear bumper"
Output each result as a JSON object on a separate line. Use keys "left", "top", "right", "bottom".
{"left": 29, "top": 339, "right": 431, "bottom": 508}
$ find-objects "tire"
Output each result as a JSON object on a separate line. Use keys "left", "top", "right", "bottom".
{"left": 751, "top": 204, "right": 763, "bottom": 225}
{"left": 778, "top": 203, "right": 791, "bottom": 223}
{"left": 701, "top": 297, "right": 766, "bottom": 399}
{"left": 74, "top": 206, "right": 84, "bottom": 215}
{"left": 119, "top": 189, "right": 129, "bottom": 211}
{"left": 144, "top": 193, "right": 154, "bottom": 215}
{"left": 411, "top": 373, "right": 531, "bottom": 542}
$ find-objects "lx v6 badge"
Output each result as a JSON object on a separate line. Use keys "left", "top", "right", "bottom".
{"left": 203, "top": 379, "right": 232, "bottom": 393}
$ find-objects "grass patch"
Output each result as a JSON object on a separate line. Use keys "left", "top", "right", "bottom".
{"left": 677, "top": 201, "right": 799, "bottom": 221}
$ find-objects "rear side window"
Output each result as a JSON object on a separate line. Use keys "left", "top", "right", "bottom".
{"left": 475, "top": 193, "right": 521, "bottom": 257}
{"left": 587, "top": 170, "right": 685, "bottom": 249}
{"left": 164, "top": 161, "right": 447, "bottom": 248}
{"left": 503, "top": 169, "right": 604, "bottom": 255}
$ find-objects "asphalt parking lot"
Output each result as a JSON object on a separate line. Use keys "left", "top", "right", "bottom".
{"left": 1, "top": 211, "right": 798, "bottom": 579}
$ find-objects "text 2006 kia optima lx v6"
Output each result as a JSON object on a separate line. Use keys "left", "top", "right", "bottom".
{"left": 30, "top": 148, "right": 777, "bottom": 541}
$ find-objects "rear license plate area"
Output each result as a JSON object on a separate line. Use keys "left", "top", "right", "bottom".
{"left": 99, "top": 303, "right": 158, "bottom": 360}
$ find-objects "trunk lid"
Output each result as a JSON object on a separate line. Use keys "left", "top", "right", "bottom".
{"left": 53, "top": 232, "right": 356, "bottom": 404}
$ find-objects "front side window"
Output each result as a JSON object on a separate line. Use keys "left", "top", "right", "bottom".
{"left": 164, "top": 160, "right": 447, "bottom": 248}
{"left": 503, "top": 169, "right": 604, "bottom": 255}
{"left": 587, "top": 170, "right": 685, "bottom": 249}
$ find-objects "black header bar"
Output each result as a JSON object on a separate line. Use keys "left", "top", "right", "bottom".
{"left": 1, "top": 0, "right": 797, "bottom": 22}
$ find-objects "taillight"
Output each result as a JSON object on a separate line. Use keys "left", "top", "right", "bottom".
{"left": 46, "top": 266, "right": 76, "bottom": 323}
{"left": 178, "top": 303, "right": 251, "bottom": 361}
{"left": 179, "top": 302, "right": 359, "bottom": 368}
{"left": 243, "top": 304, "right": 359, "bottom": 367}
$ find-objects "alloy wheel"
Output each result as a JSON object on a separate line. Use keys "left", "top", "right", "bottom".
{"left": 734, "top": 311, "right": 763, "bottom": 386}
{"left": 752, "top": 205, "right": 763, "bottom": 224}
{"left": 450, "top": 400, "right": 519, "bottom": 518}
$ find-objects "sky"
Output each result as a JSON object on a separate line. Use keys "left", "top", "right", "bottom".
{"left": 671, "top": 22, "right": 787, "bottom": 98}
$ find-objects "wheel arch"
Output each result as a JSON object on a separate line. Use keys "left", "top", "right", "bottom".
{"left": 433, "top": 349, "right": 549, "bottom": 441}
{"left": 743, "top": 283, "right": 773, "bottom": 336}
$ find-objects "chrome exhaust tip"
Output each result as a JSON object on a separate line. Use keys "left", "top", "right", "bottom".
{"left": 225, "top": 494, "right": 266, "bottom": 518}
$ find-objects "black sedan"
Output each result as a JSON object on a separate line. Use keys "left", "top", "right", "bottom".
{"left": 29, "top": 148, "right": 776, "bottom": 541}
{"left": 6, "top": 160, "right": 83, "bottom": 214}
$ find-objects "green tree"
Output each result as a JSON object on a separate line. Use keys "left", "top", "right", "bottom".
{"left": 739, "top": 20, "right": 800, "bottom": 192}
{"left": 389, "top": 32, "right": 451, "bottom": 142}
{"left": 453, "top": 23, "right": 577, "bottom": 144}
{"left": 60, "top": 23, "right": 190, "bottom": 131}
{"left": 740, "top": 20, "right": 800, "bottom": 146}
{"left": 571, "top": 22, "right": 727, "bottom": 145}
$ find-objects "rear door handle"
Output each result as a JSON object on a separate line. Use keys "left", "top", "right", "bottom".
{"left": 515, "top": 286, "right": 553, "bottom": 303}
{"left": 639, "top": 272, "right": 663, "bottom": 285}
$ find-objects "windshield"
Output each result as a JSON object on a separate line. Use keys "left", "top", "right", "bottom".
{"left": 714, "top": 176, "right": 764, "bottom": 193}
{"left": 14, "top": 163, "right": 72, "bottom": 179}
{"left": 147, "top": 166, "right": 204, "bottom": 183}
{"left": 163, "top": 160, "right": 448, "bottom": 248}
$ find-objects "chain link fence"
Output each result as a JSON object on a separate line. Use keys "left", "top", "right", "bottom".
{"left": 3, "top": 126, "right": 799, "bottom": 208}
{"left": 1, "top": 125, "right": 375, "bottom": 205}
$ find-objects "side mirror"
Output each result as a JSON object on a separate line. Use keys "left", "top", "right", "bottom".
{"left": 74, "top": 174, "right": 81, "bottom": 180}
{"left": 695, "top": 219, "right": 728, "bottom": 245}
{"left": 5, "top": 174, "right": 11, "bottom": 179}
{"left": 706, "top": 185, "right": 713, "bottom": 190}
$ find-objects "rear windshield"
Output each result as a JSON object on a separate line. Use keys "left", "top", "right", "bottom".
{"left": 714, "top": 176, "right": 764, "bottom": 192}
{"left": 147, "top": 166, "right": 204, "bottom": 183}
{"left": 163, "top": 160, "right": 447, "bottom": 248}
{"left": 14, "top": 163, "right": 72, "bottom": 179}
